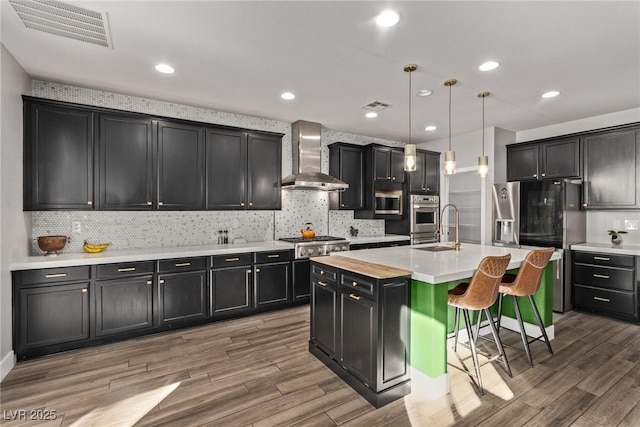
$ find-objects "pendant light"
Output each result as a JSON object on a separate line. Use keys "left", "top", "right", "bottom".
{"left": 477, "top": 91, "right": 490, "bottom": 178}
{"left": 444, "top": 78, "right": 457, "bottom": 175}
{"left": 403, "top": 64, "right": 417, "bottom": 172}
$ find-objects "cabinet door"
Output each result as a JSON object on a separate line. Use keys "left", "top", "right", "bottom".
{"left": 210, "top": 267, "right": 252, "bottom": 315}
{"left": 583, "top": 130, "right": 639, "bottom": 209}
{"left": 373, "top": 148, "right": 391, "bottom": 182}
{"left": 95, "top": 276, "right": 154, "bottom": 336}
{"left": 255, "top": 262, "right": 290, "bottom": 307}
{"left": 540, "top": 137, "right": 580, "bottom": 179}
{"left": 408, "top": 151, "right": 427, "bottom": 193}
{"left": 292, "top": 259, "right": 310, "bottom": 301}
{"left": 247, "top": 133, "right": 281, "bottom": 209}
{"left": 380, "top": 281, "right": 409, "bottom": 386}
{"left": 507, "top": 144, "right": 539, "bottom": 181}
{"left": 424, "top": 152, "right": 440, "bottom": 194}
{"left": 390, "top": 150, "right": 406, "bottom": 183}
{"left": 340, "top": 292, "right": 375, "bottom": 387}
{"left": 339, "top": 146, "right": 364, "bottom": 209}
{"left": 311, "top": 277, "right": 338, "bottom": 356}
{"left": 98, "top": 114, "right": 154, "bottom": 209}
{"left": 158, "top": 271, "right": 207, "bottom": 325}
{"left": 25, "top": 102, "right": 94, "bottom": 210}
{"left": 206, "top": 129, "right": 247, "bottom": 209}
{"left": 157, "top": 121, "right": 205, "bottom": 210}
{"left": 18, "top": 282, "right": 89, "bottom": 350}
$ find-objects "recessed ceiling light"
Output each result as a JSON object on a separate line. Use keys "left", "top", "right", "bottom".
{"left": 155, "top": 64, "right": 174, "bottom": 74}
{"left": 376, "top": 10, "right": 400, "bottom": 27}
{"left": 281, "top": 92, "right": 295, "bottom": 100}
{"left": 417, "top": 90, "right": 433, "bottom": 97}
{"left": 365, "top": 112, "right": 378, "bottom": 118}
{"left": 479, "top": 61, "right": 500, "bottom": 71}
{"left": 425, "top": 125, "right": 437, "bottom": 131}
{"left": 542, "top": 91, "right": 560, "bottom": 98}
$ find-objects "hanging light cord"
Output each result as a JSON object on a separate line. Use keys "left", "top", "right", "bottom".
{"left": 481, "top": 95, "right": 485, "bottom": 156}
{"left": 448, "top": 83, "right": 452, "bottom": 151}
{"left": 408, "top": 69, "right": 412, "bottom": 145}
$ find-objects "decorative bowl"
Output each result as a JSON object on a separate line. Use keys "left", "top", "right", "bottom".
{"left": 36, "top": 235, "right": 68, "bottom": 256}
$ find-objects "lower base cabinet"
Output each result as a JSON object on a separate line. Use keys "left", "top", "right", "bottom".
{"left": 254, "top": 250, "right": 291, "bottom": 309}
{"left": 309, "top": 259, "right": 411, "bottom": 408}
{"left": 292, "top": 259, "right": 311, "bottom": 301}
{"left": 95, "top": 276, "right": 154, "bottom": 336}
{"left": 158, "top": 271, "right": 207, "bottom": 325}
{"left": 210, "top": 266, "right": 253, "bottom": 316}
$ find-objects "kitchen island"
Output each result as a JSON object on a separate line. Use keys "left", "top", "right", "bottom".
{"left": 324, "top": 243, "right": 561, "bottom": 399}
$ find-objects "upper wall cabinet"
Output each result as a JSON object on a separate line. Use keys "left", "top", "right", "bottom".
{"left": 328, "top": 143, "right": 364, "bottom": 210}
{"left": 408, "top": 150, "right": 440, "bottom": 195}
{"left": 583, "top": 129, "right": 640, "bottom": 209}
{"left": 507, "top": 137, "right": 580, "bottom": 181}
{"left": 246, "top": 133, "right": 282, "bottom": 209}
{"left": 24, "top": 99, "right": 95, "bottom": 210}
{"left": 373, "top": 146, "right": 405, "bottom": 183}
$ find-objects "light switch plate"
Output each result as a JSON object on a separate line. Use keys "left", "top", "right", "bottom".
{"left": 71, "top": 221, "right": 82, "bottom": 233}
{"left": 624, "top": 219, "right": 639, "bottom": 230}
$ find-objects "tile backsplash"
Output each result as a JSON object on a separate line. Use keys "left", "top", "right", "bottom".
{"left": 30, "top": 81, "right": 393, "bottom": 254}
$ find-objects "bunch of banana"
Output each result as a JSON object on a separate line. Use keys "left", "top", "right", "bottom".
{"left": 83, "top": 241, "right": 110, "bottom": 253}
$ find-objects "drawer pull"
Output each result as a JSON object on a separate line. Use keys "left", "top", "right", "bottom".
{"left": 593, "top": 256, "right": 610, "bottom": 261}
{"left": 175, "top": 262, "right": 191, "bottom": 267}
{"left": 81, "top": 288, "right": 88, "bottom": 293}
{"left": 593, "top": 296, "right": 610, "bottom": 303}
{"left": 593, "top": 274, "right": 610, "bottom": 279}
{"left": 349, "top": 294, "right": 362, "bottom": 301}
{"left": 267, "top": 254, "right": 280, "bottom": 258}
{"left": 226, "top": 257, "right": 240, "bottom": 262}
{"left": 318, "top": 281, "right": 328, "bottom": 287}
{"left": 352, "top": 281, "right": 358, "bottom": 287}
{"left": 45, "top": 273, "right": 68, "bottom": 278}
{"left": 117, "top": 267, "right": 136, "bottom": 272}
{"left": 159, "top": 279, "right": 165, "bottom": 284}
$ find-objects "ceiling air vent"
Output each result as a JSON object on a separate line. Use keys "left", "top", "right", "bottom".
{"left": 9, "top": 0, "right": 113, "bottom": 48}
{"left": 362, "top": 101, "right": 391, "bottom": 112}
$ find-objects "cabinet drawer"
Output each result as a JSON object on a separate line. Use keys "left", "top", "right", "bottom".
{"left": 574, "top": 264, "right": 634, "bottom": 291}
{"left": 158, "top": 257, "right": 207, "bottom": 273}
{"left": 574, "top": 251, "right": 634, "bottom": 268}
{"left": 19, "top": 266, "right": 90, "bottom": 286}
{"left": 97, "top": 261, "right": 155, "bottom": 279}
{"left": 341, "top": 273, "right": 374, "bottom": 296}
{"left": 255, "top": 250, "right": 291, "bottom": 264}
{"left": 311, "top": 264, "right": 337, "bottom": 282}
{"left": 211, "top": 253, "right": 252, "bottom": 269}
{"left": 574, "top": 285, "right": 636, "bottom": 317}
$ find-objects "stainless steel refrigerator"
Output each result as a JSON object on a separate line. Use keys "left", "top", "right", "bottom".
{"left": 492, "top": 180, "right": 586, "bottom": 312}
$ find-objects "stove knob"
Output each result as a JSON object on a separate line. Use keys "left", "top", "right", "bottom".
{"left": 299, "top": 248, "right": 306, "bottom": 257}
{"left": 342, "top": 245, "right": 349, "bottom": 251}
{"left": 317, "top": 247, "right": 325, "bottom": 255}
{"left": 331, "top": 246, "right": 339, "bottom": 252}
{"left": 308, "top": 248, "right": 315, "bottom": 256}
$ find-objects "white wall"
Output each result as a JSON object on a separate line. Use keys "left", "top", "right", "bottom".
{"left": 1, "top": 44, "right": 32, "bottom": 380}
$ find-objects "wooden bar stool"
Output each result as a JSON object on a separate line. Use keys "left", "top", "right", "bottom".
{"left": 497, "top": 247, "right": 555, "bottom": 367}
{"left": 448, "top": 254, "right": 512, "bottom": 395}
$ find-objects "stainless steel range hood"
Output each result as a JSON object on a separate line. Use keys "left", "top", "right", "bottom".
{"left": 281, "top": 120, "right": 348, "bottom": 191}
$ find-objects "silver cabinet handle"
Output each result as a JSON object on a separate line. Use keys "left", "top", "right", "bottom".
{"left": 158, "top": 201, "right": 164, "bottom": 206}
{"left": 81, "top": 288, "right": 88, "bottom": 293}
{"left": 593, "top": 296, "right": 610, "bottom": 302}
{"left": 175, "top": 262, "right": 191, "bottom": 267}
{"left": 226, "top": 257, "right": 240, "bottom": 262}
{"left": 45, "top": 273, "right": 67, "bottom": 278}
{"left": 87, "top": 201, "right": 93, "bottom": 205}
{"left": 117, "top": 267, "right": 136, "bottom": 272}
{"left": 349, "top": 294, "right": 362, "bottom": 301}
{"left": 593, "top": 274, "right": 610, "bottom": 279}
{"left": 593, "top": 256, "right": 610, "bottom": 261}
{"left": 267, "top": 254, "right": 280, "bottom": 258}
{"left": 146, "top": 201, "right": 152, "bottom": 206}
{"left": 318, "top": 281, "right": 328, "bottom": 287}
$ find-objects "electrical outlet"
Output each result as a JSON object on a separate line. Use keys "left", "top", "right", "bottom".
{"left": 624, "top": 219, "right": 639, "bottom": 231}
{"left": 71, "top": 221, "right": 82, "bottom": 234}
{"left": 612, "top": 220, "right": 622, "bottom": 229}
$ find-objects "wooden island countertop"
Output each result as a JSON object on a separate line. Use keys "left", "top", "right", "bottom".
{"left": 310, "top": 255, "right": 412, "bottom": 279}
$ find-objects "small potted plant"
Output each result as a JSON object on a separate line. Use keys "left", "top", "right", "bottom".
{"left": 608, "top": 229, "right": 628, "bottom": 245}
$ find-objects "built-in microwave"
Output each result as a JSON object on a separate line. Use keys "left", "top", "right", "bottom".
{"left": 375, "top": 190, "right": 402, "bottom": 215}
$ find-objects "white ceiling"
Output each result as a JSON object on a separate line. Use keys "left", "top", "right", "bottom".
{"left": 2, "top": 1, "right": 639, "bottom": 143}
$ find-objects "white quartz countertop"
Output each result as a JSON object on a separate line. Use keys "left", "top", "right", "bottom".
{"left": 335, "top": 243, "right": 561, "bottom": 284}
{"left": 11, "top": 241, "right": 294, "bottom": 271}
{"left": 345, "top": 234, "right": 410, "bottom": 244}
{"left": 571, "top": 243, "right": 640, "bottom": 256}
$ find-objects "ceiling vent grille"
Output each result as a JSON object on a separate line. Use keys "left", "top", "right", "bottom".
{"left": 362, "top": 101, "right": 391, "bottom": 111}
{"left": 9, "top": 0, "right": 113, "bottom": 48}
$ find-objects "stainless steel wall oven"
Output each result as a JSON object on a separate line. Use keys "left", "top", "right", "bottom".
{"left": 410, "top": 195, "right": 439, "bottom": 244}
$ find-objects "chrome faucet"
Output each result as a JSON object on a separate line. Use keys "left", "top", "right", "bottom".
{"left": 440, "top": 203, "right": 461, "bottom": 250}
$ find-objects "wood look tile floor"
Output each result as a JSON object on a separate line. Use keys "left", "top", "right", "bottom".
{"left": 1, "top": 306, "right": 639, "bottom": 426}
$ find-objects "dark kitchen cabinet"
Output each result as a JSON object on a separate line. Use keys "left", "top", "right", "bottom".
{"left": 210, "top": 254, "right": 253, "bottom": 316}
{"left": 373, "top": 146, "right": 405, "bottom": 183}
{"left": 507, "top": 137, "right": 580, "bottom": 181}
{"left": 409, "top": 150, "right": 440, "bottom": 194}
{"left": 340, "top": 289, "right": 375, "bottom": 386}
{"left": 573, "top": 251, "right": 638, "bottom": 323}
{"left": 292, "top": 259, "right": 311, "bottom": 301}
{"left": 23, "top": 98, "right": 95, "bottom": 210}
{"left": 206, "top": 130, "right": 282, "bottom": 210}
{"left": 98, "top": 113, "right": 154, "bottom": 209}
{"left": 95, "top": 275, "right": 154, "bottom": 336}
{"left": 310, "top": 264, "right": 339, "bottom": 357}
{"left": 255, "top": 265, "right": 290, "bottom": 309}
{"left": 157, "top": 121, "right": 205, "bottom": 210}
{"left": 582, "top": 129, "right": 640, "bottom": 209}
{"left": 329, "top": 143, "right": 365, "bottom": 210}
{"left": 157, "top": 257, "right": 208, "bottom": 325}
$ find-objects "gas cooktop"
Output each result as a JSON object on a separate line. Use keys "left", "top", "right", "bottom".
{"left": 279, "top": 236, "right": 347, "bottom": 244}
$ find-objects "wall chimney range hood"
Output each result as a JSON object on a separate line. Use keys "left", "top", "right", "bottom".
{"left": 281, "top": 120, "right": 348, "bottom": 191}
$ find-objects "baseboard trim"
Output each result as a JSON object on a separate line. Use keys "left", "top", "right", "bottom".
{"left": 1, "top": 350, "right": 16, "bottom": 382}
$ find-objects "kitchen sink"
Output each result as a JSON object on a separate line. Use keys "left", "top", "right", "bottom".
{"left": 415, "top": 246, "right": 455, "bottom": 252}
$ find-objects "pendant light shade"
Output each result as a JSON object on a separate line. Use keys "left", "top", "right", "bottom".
{"left": 404, "top": 64, "right": 418, "bottom": 172}
{"left": 444, "top": 78, "right": 457, "bottom": 175}
{"left": 477, "top": 91, "right": 490, "bottom": 178}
